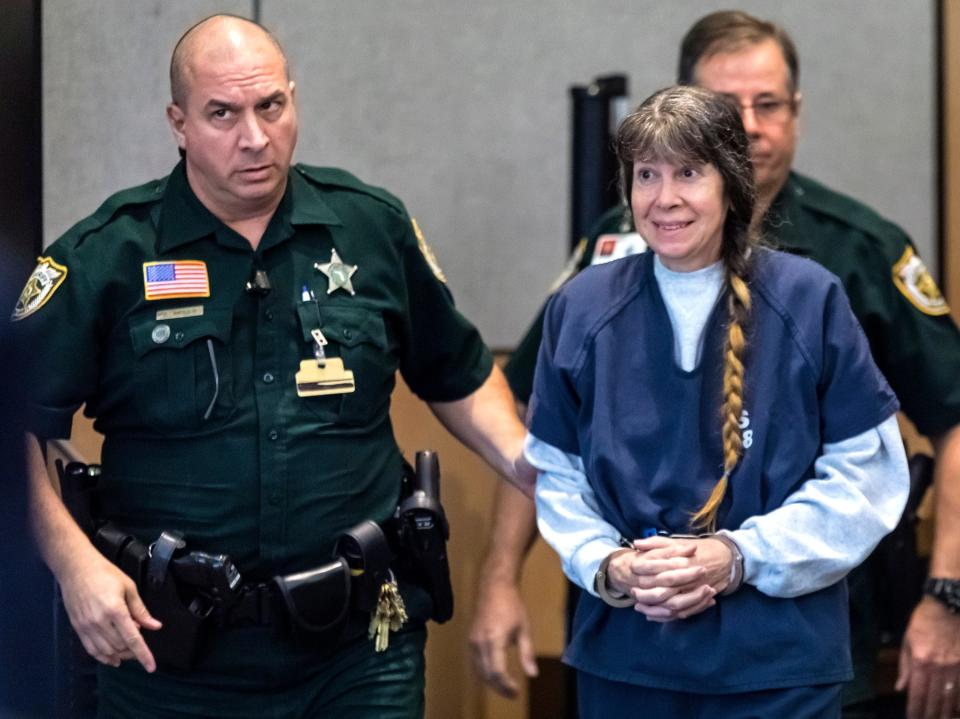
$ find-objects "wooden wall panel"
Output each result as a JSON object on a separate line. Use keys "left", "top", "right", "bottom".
{"left": 945, "top": 0, "right": 960, "bottom": 314}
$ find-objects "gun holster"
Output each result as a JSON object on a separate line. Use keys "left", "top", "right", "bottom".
{"left": 397, "top": 451, "right": 454, "bottom": 623}
{"left": 141, "top": 531, "right": 210, "bottom": 671}
{"left": 58, "top": 463, "right": 210, "bottom": 671}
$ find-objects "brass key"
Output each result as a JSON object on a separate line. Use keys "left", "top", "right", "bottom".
{"left": 368, "top": 573, "right": 408, "bottom": 652}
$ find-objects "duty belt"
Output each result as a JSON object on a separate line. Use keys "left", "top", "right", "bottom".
{"left": 55, "top": 451, "right": 453, "bottom": 670}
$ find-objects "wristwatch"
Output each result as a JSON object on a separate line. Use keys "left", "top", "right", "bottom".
{"left": 923, "top": 577, "right": 960, "bottom": 614}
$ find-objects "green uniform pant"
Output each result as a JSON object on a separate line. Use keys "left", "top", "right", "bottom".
{"left": 97, "top": 623, "right": 426, "bottom": 719}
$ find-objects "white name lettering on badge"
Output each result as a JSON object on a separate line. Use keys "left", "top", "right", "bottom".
{"left": 11, "top": 256, "right": 68, "bottom": 321}
{"left": 590, "top": 233, "right": 648, "bottom": 266}
{"left": 156, "top": 305, "right": 205, "bottom": 321}
{"left": 892, "top": 246, "right": 950, "bottom": 316}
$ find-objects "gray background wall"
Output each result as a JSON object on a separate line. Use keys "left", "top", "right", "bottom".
{"left": 44, "top": 1, "right": 936, "bottom": 348}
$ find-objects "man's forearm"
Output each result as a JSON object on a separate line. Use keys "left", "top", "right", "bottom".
{"left": 25, "top": 432, "right": 98, "bottom": 580}
{"left": 479, "top": 482, "right": 539, "bottom": 584}
{"left": 929, "top": 424, "right": 960, "bottom": 579}
{"left": 428, "top": 364, "right": 528, "bottom": 482}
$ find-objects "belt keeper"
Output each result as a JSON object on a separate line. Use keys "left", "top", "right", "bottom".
{"left": 711, "top": 533, "right": 744, "bottom": 596}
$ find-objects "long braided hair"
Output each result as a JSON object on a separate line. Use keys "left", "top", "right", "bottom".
{"left": 615, "top": 86, "right": 758, "bottom": 532}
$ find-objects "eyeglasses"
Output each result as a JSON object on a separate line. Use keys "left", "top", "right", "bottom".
{"left": 729, "top": 96, "right": 796, "bottom": 123}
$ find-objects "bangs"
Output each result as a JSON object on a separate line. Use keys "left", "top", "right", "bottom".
{"left": 625, "top": 119, "right": 713, "bottom": 169}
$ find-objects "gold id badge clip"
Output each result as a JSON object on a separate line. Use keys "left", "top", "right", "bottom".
{"left": 295, "top": 358, "right": 355, "bottom": 396}
{"left": 295, "top": 327, "right": 355, "bottom": 397}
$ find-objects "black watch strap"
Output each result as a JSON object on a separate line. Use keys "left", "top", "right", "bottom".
{"left": 923, "top": 577, "right": 960, "bottom": 614}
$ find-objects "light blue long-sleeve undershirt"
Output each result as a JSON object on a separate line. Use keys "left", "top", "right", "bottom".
{"left": 529, "top": 257, "right": 909, "bottom": 598}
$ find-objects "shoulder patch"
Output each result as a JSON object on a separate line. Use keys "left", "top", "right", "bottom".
{"left": 294, "top": 165, "right": 405, "bottom": 214}
{"left": 12, "top": 256, "right": 68, "bottom": 321}
{"left": 411, "top": 218, "right": 447, "bottom": 283}
{"left": 892, "top": 246, "right": 950, "bottom": 316}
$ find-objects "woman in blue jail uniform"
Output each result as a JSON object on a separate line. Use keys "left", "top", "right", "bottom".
{"left": 526, "top": 85, "right": 910, "bottom": 719}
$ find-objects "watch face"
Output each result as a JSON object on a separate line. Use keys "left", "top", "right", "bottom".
{"left": 925, "top": 578, "right": 960, "bottom": 612}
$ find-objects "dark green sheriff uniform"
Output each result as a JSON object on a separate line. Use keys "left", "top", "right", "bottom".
{"left": 19, "top": 161, "right": 492, "bottom": 718}
{"left": 506, "top": 171, "right": 960, "bottom": 709}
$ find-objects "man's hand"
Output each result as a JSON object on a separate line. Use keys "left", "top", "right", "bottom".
{"left": 25, "top": 432, "right": 160, "bottom": 671}
{"left": 898, "top": 426, "right": 960, "bottom": 718}
{"left": 58, "top": 547, "right": 161, "bottom": 672}
{"left": 469, "top": 577, "right": 538, "bottom": 697}
{"left": 469, "top": 481, "right": 540, "bottom": 697}
{"left": 896, "top": 597, "right": 960, "bottom": 719}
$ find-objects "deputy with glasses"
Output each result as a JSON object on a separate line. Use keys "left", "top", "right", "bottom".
{"left": 471, "top": 10, "right": 960, "bottom": 719}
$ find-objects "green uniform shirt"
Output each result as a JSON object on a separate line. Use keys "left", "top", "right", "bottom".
{"left": 766, "top": 172, "right": 960, "bottom": 436}
{"left": 19, "top": 161, "right": 493, "bottom": 579}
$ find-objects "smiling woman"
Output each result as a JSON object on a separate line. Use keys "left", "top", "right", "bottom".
{"left": 526, "top": 85, "right": 909, "bottom": 719}
{"left": 629, "top": 161, "right": 726, "bottom": 273}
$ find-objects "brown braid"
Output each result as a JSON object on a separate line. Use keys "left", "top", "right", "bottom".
{"left": 690, "top": 269, "right": 751, "bottom": 531}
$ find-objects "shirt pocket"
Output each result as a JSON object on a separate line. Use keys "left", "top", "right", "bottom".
{"left": 295, "top": 303, "right": 394, "bottom": 427}
{"left": 128, "top": 307, "right": 235, "bottom": 432}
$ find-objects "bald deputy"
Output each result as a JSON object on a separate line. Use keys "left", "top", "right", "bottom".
{"left": 16, "top": 14, "right": 532, "bottom": 719}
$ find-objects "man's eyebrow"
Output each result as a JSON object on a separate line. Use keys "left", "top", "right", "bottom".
{"left": 204, "top": 98, "right": 240, "bottom": 112}
{"left": 202, "top": 90, "right": 286, "bottom": 113}
{"left": 259, "top": 90, "right": 286, "bottom": 105}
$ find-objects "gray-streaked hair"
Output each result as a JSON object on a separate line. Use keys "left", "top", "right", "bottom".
{"left": 615, "top": 85, "right": 755, "bottom": 267}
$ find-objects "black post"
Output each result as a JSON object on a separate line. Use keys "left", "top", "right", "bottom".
{"left": 569, "top": 74, "right": 629, "bottom": 251}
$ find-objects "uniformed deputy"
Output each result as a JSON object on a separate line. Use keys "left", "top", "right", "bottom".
{"left": 470, "top": 11, "right": 960, "bottom": 719}
{"left": 17, "top": 15, "right": 532, "bottom": 719}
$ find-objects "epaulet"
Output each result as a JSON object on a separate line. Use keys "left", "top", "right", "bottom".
{"left": 789, "top": 172, "right": 905, "bottom": 246}
{"left": 59, "top": 176, "right": 168, "bottom": 248}
{"left": 293, "top": 164, "right": 406, "bottom": 215}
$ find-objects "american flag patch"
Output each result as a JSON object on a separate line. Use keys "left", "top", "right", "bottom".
{"left": 142, "top": 261, "right": 210, "bottom": 300}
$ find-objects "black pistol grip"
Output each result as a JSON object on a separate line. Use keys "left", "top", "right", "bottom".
{"left": 414, "top": 450, "right": 440, "bottom": 501}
